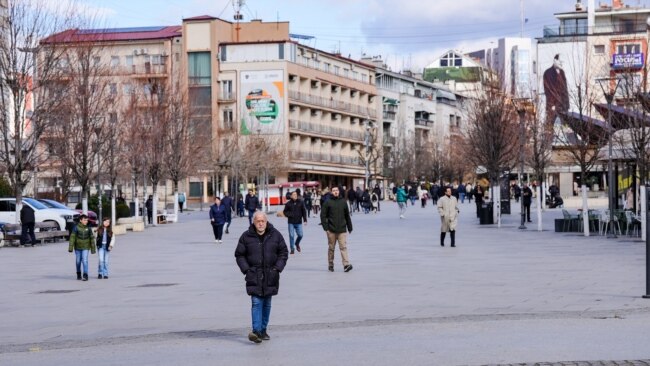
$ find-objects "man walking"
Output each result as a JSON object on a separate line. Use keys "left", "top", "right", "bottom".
{"left": 244, "top": 189, "right": 260, "bottom": 226}
{"left": 178, "top": 192, "right": 186, "bottom": 213}
{"left": 372, "top": 184, "right": 382, "bottom": 212}
{"left": 221, "top": 192, "right": 234, "bottom": 234}
{"left": 522, "top": 183, "right": 533, "bottom": 223}
{"left": 145, "top": 195, "right": 153, "bottom": 225}
{"left": 283, "top": 191, "right": 307, "bottom": 254}
{"left": 320, "top": 186, "right": 353, "bottom": 272}
{"left": 438, "top": 187, "right": 459, "bottom": 247}
{"left": 235, "top": 211, "right": 288, "bottom": 343}
{"left": 347, "top": 186, "right": 356, "bottom": 215}
{"left": 396, "top": 185, "right": 408, "bottom": 219}
{"left": 20, "top": 203, "right": 36, "bottom": 246}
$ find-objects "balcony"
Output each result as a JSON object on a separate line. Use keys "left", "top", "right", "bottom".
{"left": 415, "top": 118, "right": 433, "bottom": 128}
{"left": 383, "top": 135, "right": 395, "bottom": 146}
{"left": 382, "top": 111, "right": 396, "bottom": 121}
{"left": 290, "top": 149, "right": 359, "bottom": 166}
{"left": 288, "top": 119, "right": 364, "bottom": 141}
{"left": 116, "top": 63, "right": 168, "bottom": 78}
{"left": 218, "top": 91, "right": 236, "bottom": 102}
{"left": 288, "top": 90, "right": 377, "bottom": 118}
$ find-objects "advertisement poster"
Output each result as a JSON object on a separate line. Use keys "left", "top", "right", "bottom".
{"left": 240, "top": 70, "right": 285, "bottom": 135}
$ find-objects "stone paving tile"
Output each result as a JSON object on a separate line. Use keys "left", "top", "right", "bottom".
{"left": 483, "top": 361, "right": 650, "bottom": 366}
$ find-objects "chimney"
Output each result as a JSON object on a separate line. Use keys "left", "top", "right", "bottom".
{"left": 613, "top": 0, "right": 623, "bottom": 9}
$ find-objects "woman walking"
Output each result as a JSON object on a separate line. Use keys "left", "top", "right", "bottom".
{"left": 96, "top": 218, "right": 115, "bottom": 279}
{"left": 210, "top": 197, "right": 228, "bottom": 244}
{"left": 312, "top": 190, "right": 321, "bottom": 216}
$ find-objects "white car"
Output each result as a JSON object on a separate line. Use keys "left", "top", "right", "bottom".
{"left": 0, "top": 198, "right": 67, "bottom": 231}
{"left": 36, "top": 199, "right": 81, "bottom": 232}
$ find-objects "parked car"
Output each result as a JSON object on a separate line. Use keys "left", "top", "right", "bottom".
{"left": 37, "top": 199, "right": 82, "bottom": 232}
{"left": 0, "top": 198, "right": 67, "bottom": 231}
{"left": 74, "top": 209, "right": 98, "bottom": 227}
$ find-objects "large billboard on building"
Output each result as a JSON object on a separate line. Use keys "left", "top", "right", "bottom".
{"left": 240, "top": 70, "right": 285, "bottom": 135}
{"left": 537, "top": 41, "right": 587, "bottom": 124}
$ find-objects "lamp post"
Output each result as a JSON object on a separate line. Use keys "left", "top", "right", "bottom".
{"left": 513, "top": 98, "right": 530, "bottom": 230}
{"left": 364, "top": 121, "right": 374, "bottom": 189}
{"left": 94, "top": 127, "right": 103, "bottom": 224}
{"left": 597, "top": 78, "right": 621, "bottom": 238}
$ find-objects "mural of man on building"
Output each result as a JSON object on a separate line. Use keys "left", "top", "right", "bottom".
{"left": 543, "top": 54, "right": 569, "bottom": 124}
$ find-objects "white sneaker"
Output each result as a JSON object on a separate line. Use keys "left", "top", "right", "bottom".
{"left": 399, "top": 215, "right": 405, "bottom": 219}
{"left": 218, "top": 240, "right": 223, "bottom": 244}
{"left": 215, "top": 239, "right": 219, "bottom": 243}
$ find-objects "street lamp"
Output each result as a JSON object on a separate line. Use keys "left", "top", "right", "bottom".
{"left": 597, "top": 78, "right": 621, "bottom": 239}
{"left": 513, "top": 98, "right": 530, "bottom": 230}
{"left": 94, "top": 126, "right": 103, "bottom": 224}
{"left": 364, "top": 120, "right": 375, "bottom": 189}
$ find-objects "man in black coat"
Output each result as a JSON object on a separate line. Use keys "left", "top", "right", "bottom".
{"left": 235, "top": 211, "right": 288, "bottom": 344}
{"left": 522, "top": 183, "right": 533, "bottom": 223}
{"left": 283, "top": 191, "right": 307, "bottom": 254}
{"left": 221, "top": 192, "right": 234, "bottom": 234}
{"left": 20, "top": 203, "right": 36, "bottom": 246}
{"left": 372, "top": 185, "right": 382, "bottom": 211}
{"left": 320, "top": 186, "right": 353, "bottom": 272}
{"left": 145, "top": 195, "right": 153, "bottom": 225}
{"left": 244, "top": 189, "right": 260, "bottom": 226}
{"left": 347, "top": 186, "right": 356, "bottom": 215}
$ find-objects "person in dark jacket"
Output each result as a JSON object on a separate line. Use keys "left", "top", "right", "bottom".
{"left": 347, "top": 187, "right": 356, "bottom": 215}
{"left": 244, "top": 189, "right": 260, "bottom": 226}
{"left": 68, "top": 215, "right": 96, "bottom": 281}
{"left": 235, "top": 212, "right": 289, "bottom": 344}
{"left": 145, "top": 195, "right": 153, "bottom": 224}
{"left": 95, "top": 217, "right": 115, "bottom": 279}
{"left": 209, "top": 197, "right": 228, "bottom": 243}
{"left": 283, "top": 191, "right": 307, "bottom": 254}
{"left": 372, "top": 185, "right": 382, "bottom": 212}
{"left": 303, "top": 190, "right": 313, "bottom": 218}
{"left": 474, "top": 185, "right": 484, "bottom": 218}
{"left": 221, "top": 192, "right": 234, "bottom": 234}
{"left": 522, "top": 183, "right": 533, "bottom": 223}
{"left": 20, "top": 203, "right": 36, "bottom": 246}
{"left": 360, "top": 188, "right": 371, "bottom": 214}
{"left": 320, "top": 186, "right": 353, "bottom": 272}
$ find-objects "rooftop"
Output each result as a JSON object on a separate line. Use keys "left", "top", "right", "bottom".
{"left": 41, "top": 25, "right": 182, "bottom": 44}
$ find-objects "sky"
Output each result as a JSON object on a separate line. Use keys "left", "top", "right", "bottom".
{"left": 77, "top": 0, "right": 650, "bottom": 71}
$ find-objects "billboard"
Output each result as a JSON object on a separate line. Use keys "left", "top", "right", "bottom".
{"left": 240, "top": 70, "right": 285, "bottom": 135}
{"left": 537, "top": 41, "right": 587, "bottom": 124}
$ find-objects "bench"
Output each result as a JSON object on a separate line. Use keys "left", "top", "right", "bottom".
{"left": 1, "top": 222, "right": 69, "bottom": 246}
{"left": 116, "top": 217, "right": 145, "bottom": 232}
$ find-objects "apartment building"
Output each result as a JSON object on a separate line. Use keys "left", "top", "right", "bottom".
{"left": 422, "top": 50, "right": 490, "bottom": 95}
{"left": 37, "top": 26, "right": 182, "bottom": 202}
{"left": 372, "top": 61, "right": 464, "bottom": 183}
{"left": 184, "top": 16, "right": 379, "bottom": 190}
{"left": 537, "top": 0, "right": 650, "bottom": 197}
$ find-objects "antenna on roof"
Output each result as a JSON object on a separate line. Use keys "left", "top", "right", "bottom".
{"left": 233, "top": 0, "right": 245, "bottom": 42}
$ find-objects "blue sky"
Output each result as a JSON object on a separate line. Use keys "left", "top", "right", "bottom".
{"left": 78, "top": 0, "right": 650, "bottom": 70}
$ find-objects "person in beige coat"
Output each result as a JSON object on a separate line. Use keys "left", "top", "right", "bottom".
{"left": 437, "top": 187, "right": 459, "bottom": 247}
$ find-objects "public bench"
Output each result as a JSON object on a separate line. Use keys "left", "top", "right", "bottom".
{"left": 1, "top": 222, "right": 69, "bottom": 246}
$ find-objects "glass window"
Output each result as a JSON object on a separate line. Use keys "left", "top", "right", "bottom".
{"left": 278, "top": 44, "right": 284, "bottom": 60}
{"left": 151, "top": 55, "right": 161, "bottom": 65}
{"left": 594, "top": 45, "right": 605, "bottom": 54}
{"left": 440, "top": 59, "right": 448, "bottom": 67}
{"left": 189, "top": 182, "right": 202, "bottom": 197}
{"left": 92, "top": 56, "right": 101, "bottom": 66}
{"left": 125, "top": 55, "right": 134, "bottom": 66}
{"left": 109, "top": 83, "right": 117, "bottom": 95}
{"left": 188, "top": 52, "right": 211, "bottom": 85}
{"left": 23, "top": 198, "right": 47, "bottom": 210}
{"left": 334, "top": 65, "right": 340, "bottom": 75}
{"left": 123, "top": 83, "right": 132, "bottom": 95}
{"left": 110, "top": 56, "right": 119, "bottom": 68}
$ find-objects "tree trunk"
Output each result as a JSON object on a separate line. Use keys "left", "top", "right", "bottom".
{"left": 581, "top": 185, "right": 589, "bottom": 237}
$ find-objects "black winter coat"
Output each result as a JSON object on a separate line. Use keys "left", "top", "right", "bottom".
{"left": 20, "top": 205, "right": 35, "bottom": 224}
{"left": 283, "top": 199, "right": 307, "bottom": 225}
{"left": 235, "top": 223, "right": 289, "bottom": 297}
{"left": 244, "top": 194, "right": 260, "bottom": 211}
{"left": 320, "top": 196, "right": 353, "bottom": 234}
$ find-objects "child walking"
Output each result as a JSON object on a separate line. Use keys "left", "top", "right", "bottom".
{"left": 96, "top": 218, "right": 115, "bottom": 279}
{"left": 68, "top": 215, "right": 96, "bottom": 281}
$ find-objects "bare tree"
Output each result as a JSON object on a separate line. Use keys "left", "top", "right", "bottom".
{"left": 122, "top": 92, "right": 147, "bottom": 216}
{"left": 386, "top": 126, "right": 415, "bottom": 184}
{"left": 526, "top": 93, "right": 554, "bottom": 186}
{"left": 463, "top": 83, "right": 519, "bottom": 202}
{"left": 0, "top": 0, "right": 72, "bottom": 216}
{"left": 356, "top": 125, "right": 382, "bottom": 186}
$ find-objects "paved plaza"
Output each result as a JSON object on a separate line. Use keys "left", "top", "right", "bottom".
{"left": 1, "top": 199, "right": 649, "bottom": 365}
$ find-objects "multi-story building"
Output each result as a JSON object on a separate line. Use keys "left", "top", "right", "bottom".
{"left": 422, "top": 50, "right": 490, "bottom": 95}
{"left": 372, "top": 57, "right": 465, "bottom": 185}
{"left": 468, "top": 37, "right": 537, "bottom": 97}
{"left": 537, "top": 0, "right": 650, "bottom": 197}
{"left": 184, "top": 16, "right": 379, "bottom": 191}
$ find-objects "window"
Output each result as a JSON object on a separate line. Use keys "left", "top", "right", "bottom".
{"left": 617, "top": 43, "right": 641, "bottom": 54}
{"left": 151, "top": 55, "right": 161, "bottom": 65}
{"left": 123, "top": 83, "right": 132, "bottom": 95}
{"left": 278, "top": 44, "right": 284, "bottom": 60}
{"left": 594, "top": 45, "right": 605, "bottom": 55}
{"left": 449, "top": 114, "right": 454, "bottom": 126}
{"left": 110, "top": 56, "right": 119, "bottom": 68}
{"left": 109, "top": 83, "right": 117, "bottom": 96}
{"left": 334, "top": 65, "right": 340, "bottom": 75}
{"left": 189, "top": 182, "right": 202, "bottom": 197}
{"left": 92, "top": 56, "right": 101, "bottom": 66}
{"left": 352, "top": 71, "right": 358, "bottom": 80}
{"left": 314, "top": 60, "right": 320, "bottom": 70}
{"left": 108, "top": 112, "right": 117, "bottom": 124}
{"left": 125, "top": 55, "right": 134, "bottom": 67}
{"left": 456, "top": 116, "right": 461, "bottom": 127}
{"left": 223, "top": 110, "right": 234, "bottom": 129}
{"left": 439, "top": 52, "right": 463, "bottom": 68}
{"left": 440, "top": 59, "right": 448, "bottom": 67}
{"left": 362, "top": 74, "right": 368, "bottom": 83}
{"left": 343, "top": 68, "right": 349, "bottom": 77}
{"left": 188, "top": 52, "right": 211, "bottom": 85}
{"left": 323, "top": 63, "right": 330, "bottom": 72}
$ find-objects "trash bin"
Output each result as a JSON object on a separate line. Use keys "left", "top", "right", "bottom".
{"left": 500, "top": 200, "right": 510, "bottom": 214}
{"left": 480, "top": 202, "right": 494, "bottom": 225}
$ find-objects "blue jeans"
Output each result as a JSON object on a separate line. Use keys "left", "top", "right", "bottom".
{"left": 97, "top": 247, "right": 110, "bottom": 277}
{"left": 288, "top": 223, "right": 303, "bottom": 251}
{"left": 251, "top": 295, "right": 272, "bottom": 333}
{"left": 460, "top": 192, "right": 466, "bottom": 203}
{"left": 75, "top": 249, "right": 89, "bottom": 274}
{"left": 248, "top": 209, "right": 256, "bottom": 226}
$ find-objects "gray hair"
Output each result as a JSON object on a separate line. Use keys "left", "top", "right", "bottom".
{"left": 252, "top": 211, "right": 268, "bottom": 221}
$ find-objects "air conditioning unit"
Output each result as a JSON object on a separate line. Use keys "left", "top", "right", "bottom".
{"left": 332, "top": 113, "right": 340, "bottom": 120}
{"left": 311, "top": 110, "right": 320, "bottom": 116}
{"left": 141, "top": 48, "right": 148, "bottom": 55}
{"left": 289, "top": 75, "right": 297, "bottom": 82}
{"left": 311, "top": 80, "right": 319, "bottom": 89}
{"left": 133, "top": 50, "right": 140, "bottom": 55}
{"left": 290, "top": 105, "right": 298, "bottom": 112}
{"left": 161, "top": 51, "right": 168, "bottom": 56}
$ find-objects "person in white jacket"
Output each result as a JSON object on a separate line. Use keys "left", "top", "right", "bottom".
{"left": 437, "top": 187, "right": 459, "bottom": 247}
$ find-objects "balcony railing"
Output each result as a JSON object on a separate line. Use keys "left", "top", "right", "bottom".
{"left": 218, "top": 91, "right": 235, "bottom": 101}
{"left": 288, "top": 119, "right": 364, "bottom": 141}
{"left": 114, "top": 63, "right": 168, "bottom": 77}
{"left": 288, "top": 90, "right": 377, "bottom": 118}
{"left": 415, "top": 118, "right": 433, "bottom": 128}
{"left": 383, "top": 135, "right": 395, "bottom": 145}
{"left": 383, "top": 111, "right": 396, "bottom": 121}
{"left": 290, "top": 149, "right": 360, "bottom": 166}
